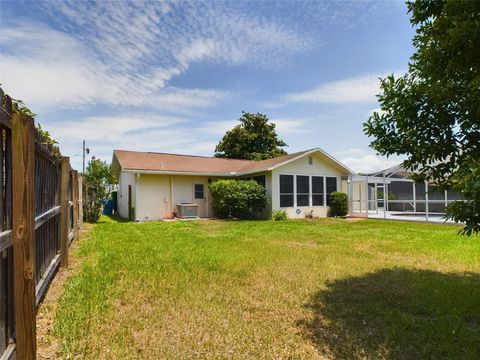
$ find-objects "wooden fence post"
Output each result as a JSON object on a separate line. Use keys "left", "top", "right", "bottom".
{"left": 60, "top": 157, "right": 70, "bottom": 267}
{"left": 12, "top": 113, "right": 36, "bottom": 359}
{"left": 72, "top": 171, "right": 79, "bottom": 241}
{"left": 78, "top": 175, "right": 83, "bottom": 228}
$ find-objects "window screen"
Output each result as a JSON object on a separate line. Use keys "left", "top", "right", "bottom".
{"left": 280, "top": 175, "right": 294, "bottom": 207}
{"left": 326, "top": 177, "right": 337, "bottom": 205}
{"left": 194, "top": 184, "right": 204, "bottom": 199}
{"left": 296, "top": 175, "right": 309, "bottom": 206}
{"left": 312, "top": 176, "right": 324, "bottom": 206}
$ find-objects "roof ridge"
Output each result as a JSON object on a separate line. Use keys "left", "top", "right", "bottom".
{"left": 114, "top": 149, "right": 254, "bottom": 162}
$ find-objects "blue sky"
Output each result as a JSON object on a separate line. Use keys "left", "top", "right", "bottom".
{"left": 0, "top": 0, "right": 414, "bottom": 172}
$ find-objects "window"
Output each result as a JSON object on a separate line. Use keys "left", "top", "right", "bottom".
{"left": 253, "top": 175, "right": 266, "bottom": 188}
{"left": 194, "top": 184, "right": 204, "bottom": 199}
{"left": 279, "top": 175, "right": 294, "bottom": 207}
{"left": 308, "top": 156, "right": 313, "bottom": 165}
{"left": 312, "top": 176, "right": 324, "bottom": 206}
{"left": 296, "top": 175, "right": 309, "bottom": 206}
{"left": 326, "top": 177, "right": 337, "bottom": 205}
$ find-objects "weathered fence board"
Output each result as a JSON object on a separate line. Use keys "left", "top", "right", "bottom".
{"left": 60, "top": 157, "right": 70, "bottom": 268}
{"left": 0, "top": 87, "right": 82, "bottom": 358}
{"left": 12, "top": 113, "right": 36, "bottom": 360}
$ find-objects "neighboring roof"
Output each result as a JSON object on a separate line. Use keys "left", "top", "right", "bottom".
{"left": 112, "top": 148, "right": 355, "bottom": 176}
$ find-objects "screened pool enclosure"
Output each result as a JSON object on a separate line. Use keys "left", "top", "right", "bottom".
{"left": 343, "top": 164, "right": 461, "bottom": 223}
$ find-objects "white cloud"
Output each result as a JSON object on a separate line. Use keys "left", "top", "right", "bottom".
{"left": 337, "top": 148, "right": 403, "bottom": 173}
{"left": 282, "top": 74, "right": 383, "bottom": 105}
{"left": 0, "top": 21, "right": 227, "bottom": 114}
{"left": 271, "top": 118, "right": 305, "bottom": 133}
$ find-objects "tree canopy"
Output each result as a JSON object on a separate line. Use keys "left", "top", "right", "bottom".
{"left": 83, "top": 158, "right": 117, "bottom": 222}
{"left": 364, "top": 0, "right": 480, "bottom": 234}
{"left": 214, "top": 112, "right": 288, "bottom": 160}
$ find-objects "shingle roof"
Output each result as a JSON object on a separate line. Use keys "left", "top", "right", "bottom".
{"left": 113, "top": 149, "right": 311, "bottom": 175}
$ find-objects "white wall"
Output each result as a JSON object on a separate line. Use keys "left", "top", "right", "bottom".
{"left": 117, "top": 171, "right": 136, "bottom": 219}
{"left": 271, "top": 152, "right": 348, "bottom": 219}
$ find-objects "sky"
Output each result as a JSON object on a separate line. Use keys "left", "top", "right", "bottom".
{"left": 0, "top": 0, "right": 415, "bottom": 172}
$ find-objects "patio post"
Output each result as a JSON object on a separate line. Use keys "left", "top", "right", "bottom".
{"left": 425, "top": 181, "right": 429, "bottom": 222}
{"left": 359, "top": 182, "right": 362, "bottom": 213}
{"left": 413, "top": 182, "right": 416, "bottom": 212}
{"left": 444, "top": 190, "right": 448, "bottom": 211}
{"left": 365, "top": 175, "right": 369, "bottom": 217}
{"left": 383, "top": 173, "right": 387, "bottom": 219}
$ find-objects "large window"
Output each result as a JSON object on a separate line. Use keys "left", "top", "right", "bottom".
{"left": 296, "top": 175, "right": 310, "bottom": 206}
{"left": 280, "top": 175, "right": 294, "bottom": 207}
{"left": 326, "top": 177, "right": 337, "bottom": 205}
{"left": 279, "top": 174, "right": 338, "bottom": 208}
{"left": 312, "top": 176, "right": 324, "bottom": 206}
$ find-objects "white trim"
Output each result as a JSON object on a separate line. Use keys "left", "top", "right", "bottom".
{"left": 293, "top": 175, "right": 297, "bottom": 208}
{"left": 309, "top": 176, "right": 312, "bottom": 207}
{"left": 323, "top": 174, "right": 327, "bottom": 207}
{"left": 123, "top": 169, "right": 236, "bottom": 177}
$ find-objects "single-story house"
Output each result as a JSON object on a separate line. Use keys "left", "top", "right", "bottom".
{"left": 111, "top": 148, "right": 356, "bottom": 221}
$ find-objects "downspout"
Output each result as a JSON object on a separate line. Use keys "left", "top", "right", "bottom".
{"left": 170, "top": 175, "right": 174, "bottom": 217}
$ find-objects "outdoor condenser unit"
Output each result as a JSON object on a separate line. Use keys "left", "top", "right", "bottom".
{"left": 176, "top": 203, "right": 199, "bottom": 219}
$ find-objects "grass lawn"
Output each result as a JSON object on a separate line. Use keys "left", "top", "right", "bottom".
{"left": 53, "top": 217, "right": 480, "bottom": 359}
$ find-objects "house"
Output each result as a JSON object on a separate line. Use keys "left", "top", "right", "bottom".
{"left": 111, "top": 148, "right": 356, "bottom": 221}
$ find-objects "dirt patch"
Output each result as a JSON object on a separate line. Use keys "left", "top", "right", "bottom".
{"left": 36, "top": 223, "right": 93, "bottom": 359}
{"left": 344, "top": 217, "right": 367, "bottom": 222}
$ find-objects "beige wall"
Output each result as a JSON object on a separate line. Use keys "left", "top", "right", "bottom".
{"left": 271, "top": 152, "right": 348, "bottom": 219}
{"left": 134, "top": 174, "right": 213, "bottom": 221}
{"left": 118, "top": 171, "right": 136, "bottom": 219}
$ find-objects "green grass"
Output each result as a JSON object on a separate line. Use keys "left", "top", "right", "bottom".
{"left": 54, "top": 217, "right": 480, "bottom": 359}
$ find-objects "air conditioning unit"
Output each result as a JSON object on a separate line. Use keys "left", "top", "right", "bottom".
{"left": 176, "top": 203, "right": 199, "bottom": 219}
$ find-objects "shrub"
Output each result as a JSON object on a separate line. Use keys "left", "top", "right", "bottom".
{"left": 209, "top": 180, "right": 267, "bottom": 219}
{"left": 272, "top": 210, "right": 288, "bottom": 221}
{"left": 328, "top": 192, "right": 348, "bottom": 217}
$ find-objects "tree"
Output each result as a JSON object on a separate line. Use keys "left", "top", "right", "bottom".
{"left": 82, "top": 158, "right": 117, "bottom": 222}
{"left": 363, "top": 0, "right": 480, "bottom": 234}
{"left": 215, "top": 112, "right": 288, "bottom": 160}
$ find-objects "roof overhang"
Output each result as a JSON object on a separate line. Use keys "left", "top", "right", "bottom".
{"left": 122, "top": 169, "right": 238, "bottom": 177}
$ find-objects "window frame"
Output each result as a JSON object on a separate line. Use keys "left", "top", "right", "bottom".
{"left": 279, "top": 174, "right": 294, "bottom": 208}
{"left": 326, "top": 176, "right": 338, "bottom": 206}
{"left": 311, "top": 176, "right": 324, "bottom": 206}
{"left": 278, "top": 173, "right": 338, "bottom": 208}
{"left": 194, "top": 183, "right": 205, "bottom": 199}
{"left": 296, "top": 175, "right": 310, "bottom": 207}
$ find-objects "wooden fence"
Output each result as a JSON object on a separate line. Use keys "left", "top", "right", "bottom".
{"left": 0, "top": 88, "right": 82, "bottom": 359}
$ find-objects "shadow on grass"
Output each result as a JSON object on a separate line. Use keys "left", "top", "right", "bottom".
{"left": 299, "top": 268, "right": 480, "bottom": 359}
